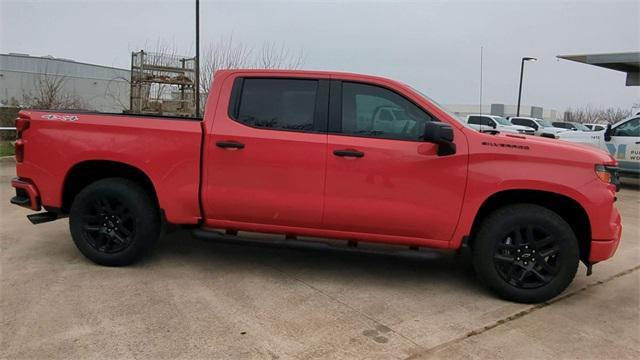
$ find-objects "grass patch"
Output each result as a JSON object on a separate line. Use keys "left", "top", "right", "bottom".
{"left": 0, "top": 141, "right": 15, "bottom": 157}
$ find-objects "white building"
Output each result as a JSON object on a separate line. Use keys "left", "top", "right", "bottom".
{"left": 0, "top": 53, "right": 130, "bottom": 112}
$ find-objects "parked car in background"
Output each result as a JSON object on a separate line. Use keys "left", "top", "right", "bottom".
{"left": 559, "top": 115, "right": 639, "bottom": 177}
{"left": 508, "top": 117, "right": 568, "bottom": 138}
{"left": 552, "top": 121, "right": 592, "bottom": 132}
{"left": 370, "top": 105, "right": 419, "bottom": 137}
{"left": 584, "top": 123, "right": 607, "bottom": 131}
{"left": 10, "top": 69, "right": 622, "bottom": 303}
{"left": 466, "top": 114, "right": 535, "bottom": 135}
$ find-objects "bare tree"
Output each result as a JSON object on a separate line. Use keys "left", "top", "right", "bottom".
{"left": 199, "top": 35, "right": 305, "bottom": 95}
{"left": 565, "top": 105, "right": 632, "bottom": 124}
{"left": 256, "top": 41, "right": 305, "bottom": 70}
{"left": 23, "top": 71, "right": 86, "bottom": 110}
{"left": 200, "top": 35, "right": 253, "bottom": 95}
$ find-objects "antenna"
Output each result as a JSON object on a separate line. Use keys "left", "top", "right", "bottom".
{"left": 479, "top": 46, "right": 484, "bottom": 131}
{"left": 480, "top": 46, "right": 484, "bottom": 116}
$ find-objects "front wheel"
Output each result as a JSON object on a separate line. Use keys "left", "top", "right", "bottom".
{"left": 472, "top": 204, "right": 579, "bottom": 303}
{"left": 69, "top": 178, "right": 160, "bottom": 266}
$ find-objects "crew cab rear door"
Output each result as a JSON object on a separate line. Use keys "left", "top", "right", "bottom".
{"left": 322, "top": 79, "right": 468, "bottom": 244}
{"left": 202, "top": 74, "right": 330, "bottom": 229}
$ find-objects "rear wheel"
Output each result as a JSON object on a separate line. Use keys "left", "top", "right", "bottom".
{"left": 69, "top": 178, "right": 160, "bottom": 266}
{"left": 473, "top": 204, "right": 579, "bottom": 303}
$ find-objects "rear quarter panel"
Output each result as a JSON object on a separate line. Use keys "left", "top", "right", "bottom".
{"left": 16, "top": 111, "right": 202, "bottom": 224}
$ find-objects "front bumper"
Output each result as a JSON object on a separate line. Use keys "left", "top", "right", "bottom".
{"left": 589, "top": 206, "right": 622, "bottom": 263}
{"left": 10, "top": 177, "right": 41, "bottom": 211}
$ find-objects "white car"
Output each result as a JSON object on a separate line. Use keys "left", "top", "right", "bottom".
{"left": 466, "top": 114, "right": 535, "bottom": 135}
{"left": 552, "top": 121, "right": 592, "bottom": 132}
{"left": 559, "top": 115, "right": 639, "bottom": 177}
{"left": 508, "top": 117, "right": 568, "bottom": 138}
{"left": 584, "top": 123, "right": 607, "bottom": 131}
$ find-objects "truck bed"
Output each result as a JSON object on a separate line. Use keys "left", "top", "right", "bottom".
{"left": 15, "top": 110, "right": 203, "bottom": 224}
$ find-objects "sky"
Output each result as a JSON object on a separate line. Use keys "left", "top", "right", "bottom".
{"left": 1, "top": 0, "right": 639, "bottom": 112}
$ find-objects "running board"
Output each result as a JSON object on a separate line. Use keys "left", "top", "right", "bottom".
{"left": 27, "top": 212, "right": 58, "bottom": 225}
{"left": 191, "top": 228, "right": 444, "bottom": 260}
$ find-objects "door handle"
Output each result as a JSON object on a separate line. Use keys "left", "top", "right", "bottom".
{"left": 333, "top": 149, "right": 364, "bottom": 158}
{"left": 216, "top": 140, "right": 245, "bottom": 149}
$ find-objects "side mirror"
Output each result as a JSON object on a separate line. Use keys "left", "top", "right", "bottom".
{"left": 604, "top": 124, "right": 612, "bottom": 141}
{"left": 490, "top": 122, "right": 497, "bottom": 129}
{"left": 423, "top": 122, "right": 456, "bottom": 156}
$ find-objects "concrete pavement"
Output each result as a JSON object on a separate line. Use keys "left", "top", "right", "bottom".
{"left": 1, "top": 159, "right": 638, "bottom": 359}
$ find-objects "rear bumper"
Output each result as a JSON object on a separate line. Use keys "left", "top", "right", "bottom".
{"left": 10, "top": 177, "right": 41, "bottom": 211}
{"left": 589, "top": 206, "right": 622, "bottom": 263}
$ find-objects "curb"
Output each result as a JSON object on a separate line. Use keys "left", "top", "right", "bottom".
{"left": 0, "top": 156, "right": 16, "bottom": 163}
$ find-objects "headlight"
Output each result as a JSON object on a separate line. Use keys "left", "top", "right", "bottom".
{"left": 595, "top": 164, "right": 612, "bottom": 183}
{"left": 595, "top": 164, "right": 620, "bottom": 191}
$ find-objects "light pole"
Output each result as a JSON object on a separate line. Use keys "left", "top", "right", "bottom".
{"left": 516, "top": 57, "right": 537, "bottom": 117}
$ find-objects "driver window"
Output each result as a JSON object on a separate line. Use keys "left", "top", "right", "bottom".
{"left": 341, "top": 82, "right": 433, "bottom": 141}
{"left": 613, "top": 118, "right": 640, "bottom": 137}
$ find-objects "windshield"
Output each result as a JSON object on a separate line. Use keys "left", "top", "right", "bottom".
{"left": 494, "top": 116, "right": 511, "bottom": 126}
{"left": 537, "top": 119, "right": 554, "bottom": 127}
{"left": 570, "top": 122, "right": 591, "bottom": 131}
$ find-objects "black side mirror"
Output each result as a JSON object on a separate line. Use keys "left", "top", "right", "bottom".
{"left": 423, "top": 122, "right": 456, "bottom": 156}
{"left": 604, "top": 124, "right": 612, "bottom": 141}
{"left": 490, "top": 122, "right": 497, "bottom": 129}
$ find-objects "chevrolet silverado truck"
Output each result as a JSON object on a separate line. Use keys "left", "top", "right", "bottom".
{"left": 10, "top": 69, "right": 622, "bottom": 303}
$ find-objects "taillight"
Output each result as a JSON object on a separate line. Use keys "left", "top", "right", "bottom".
{"left": 15, "top": 117, "right": 30, "bottom": 139}
{"left": 15, "top": 112, "right": 30, "bottom": 163}
{"left": 15, "top": 139, "right": 24, "bottom": 162}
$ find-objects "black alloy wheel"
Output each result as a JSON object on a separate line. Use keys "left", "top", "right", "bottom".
{"left": 472, "top": 204, "right": 579, "bottom": 303}
{"left": 69, "top": 178, "right": 160, "bottom": 266}
{"left": 81, "top": 196, "right": 136, "bottom": 254}
{"left": 493, "top": 226, "right": 560, "bottom": 289}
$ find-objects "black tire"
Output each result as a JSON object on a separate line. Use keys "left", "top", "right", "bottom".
{"left": 69, "top": 178, "right": 160, "bottom": 266}
{"left": 472, "top": 204, "right": 579, "bottom": 303}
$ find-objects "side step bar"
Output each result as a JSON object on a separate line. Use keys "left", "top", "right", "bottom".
{"left": 27, "top": 212, "right": 58, "bottom": 225}
{"left": 191, "top": 228, "right": 444, "bottom": 260}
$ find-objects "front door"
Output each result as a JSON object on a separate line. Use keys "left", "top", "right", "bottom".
{"left": 322, "top": 80, "right": 468, "bottom": 244}
{"left": 203, "top": 76, "right": 329, "bottom": 229}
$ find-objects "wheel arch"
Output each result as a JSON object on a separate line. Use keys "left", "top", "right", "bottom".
{"left": 61, "top": 160, "right": 159, "bottom": 214}
{"left": 468, "top": 189, "right": 591, "bottom": 263}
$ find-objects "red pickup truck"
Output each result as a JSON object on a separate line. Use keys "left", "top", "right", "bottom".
{"left": 11, "top": 69, "right": 622, "bottom": 303}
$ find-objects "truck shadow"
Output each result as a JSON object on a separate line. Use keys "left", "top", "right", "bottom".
{"left": 145, "top": 229, "right": 488, "bottom": 296}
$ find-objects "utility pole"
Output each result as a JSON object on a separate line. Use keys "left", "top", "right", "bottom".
{"left": 195, "top": 0, "right": 200, "bottom": 118}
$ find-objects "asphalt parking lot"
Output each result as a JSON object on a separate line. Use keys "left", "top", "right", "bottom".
{"left": 1, "top": 158, "right": 639, "bottom": 359}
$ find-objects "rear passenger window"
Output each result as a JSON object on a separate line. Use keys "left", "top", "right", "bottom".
{"left": 235, "top": 78, "right": 318, "bottom": 131}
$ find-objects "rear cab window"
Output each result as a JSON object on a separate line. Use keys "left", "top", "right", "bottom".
{"left": 229, "top": 78, "right": 327, "bottom": 132}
